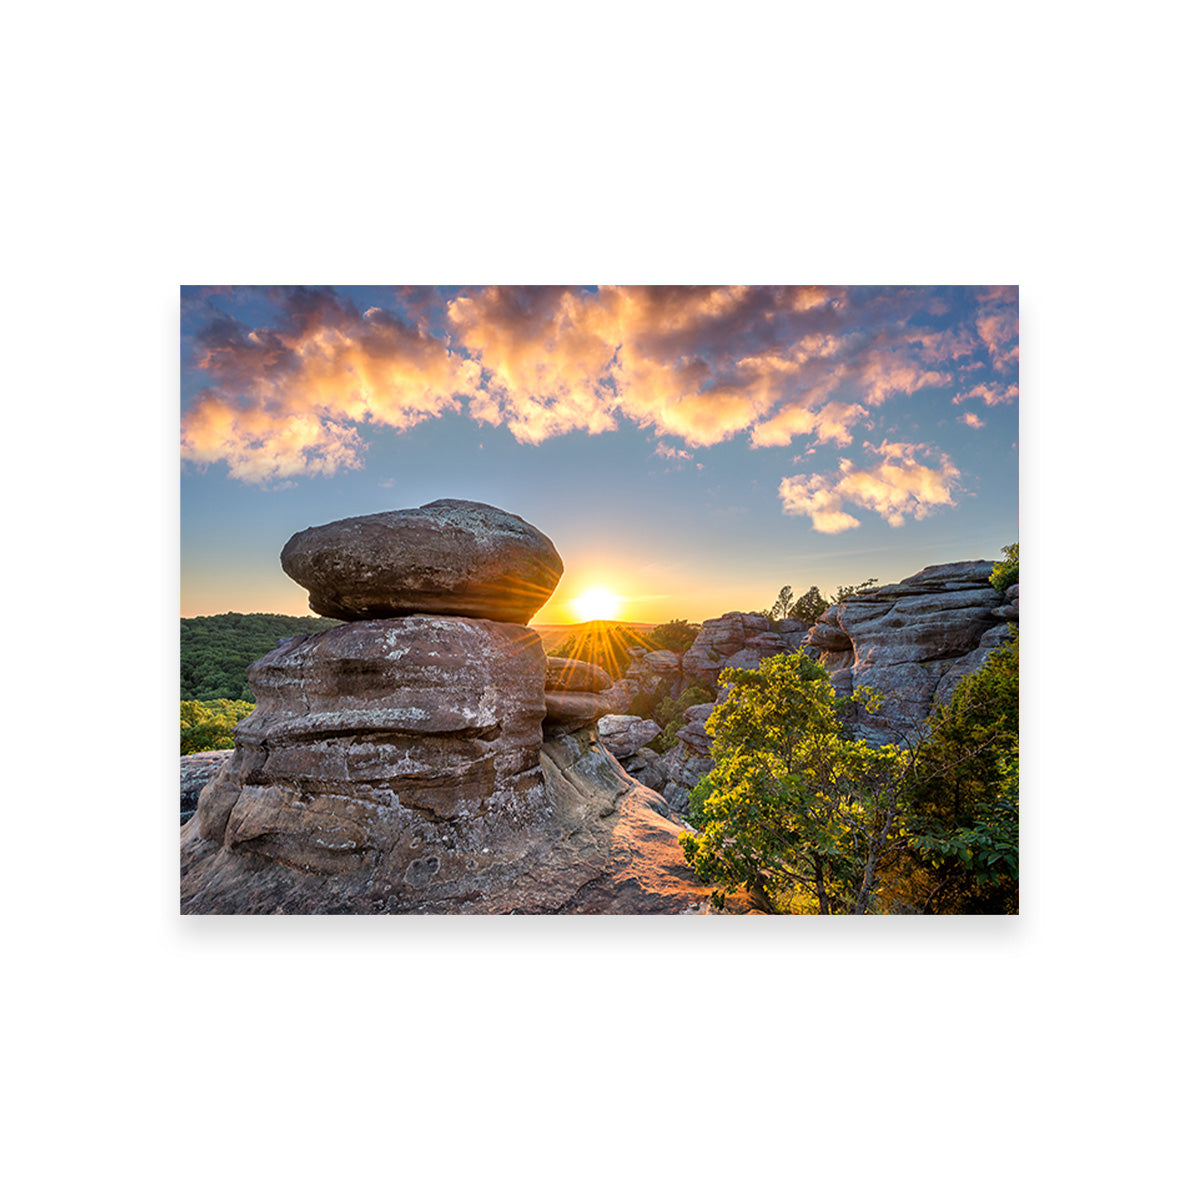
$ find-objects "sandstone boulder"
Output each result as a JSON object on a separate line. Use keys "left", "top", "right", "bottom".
{"left": 597, "top": 714, "right": 662, "bottom": 759}
{"left": 543, "top": 690, "right": 615, "bottom": 732}
{"left": 280, "top": 499, "right": 563, "bottom": 624}
{"left": 545, "top": 656, "right": 613, "bottom": 694}
{"left": 180, "top": 750, "right": 233, "bottom": 825}
{"left": 182, "top": 615, "right": 548, "bottom": 893}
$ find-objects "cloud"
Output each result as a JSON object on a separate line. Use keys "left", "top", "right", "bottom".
{"left": 180, "top": 286, "right": 479, "bottom": 484}
{"left": 960, "top": 411, "right": 985, "bottom": 429}
{"left": 182, "top": 285, "right": 1016, "bottom": 482}
{"left": 654, "top": 443, "right": 693, "bottom": 460}
{"left": 952, "top": 381, "right": 1018, "bottom": 407}
{"left": 779, "top": 439, "right": 961, "bottom": 533}
{"left": 975, "top": 285, "right": 1019, "bottom": 371}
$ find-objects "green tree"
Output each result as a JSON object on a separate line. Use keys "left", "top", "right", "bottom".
{"left": 679, "top": 654, "right": 910, "bottom": 914}
{"left": 769, "top": 585, "right": 795, "bottom": 623}
{"left": 649, "top": 619, "right": 700, "bottom": 653}
{"left": 990, "top": 543, "right": 1019, "bottom": 594}
{"left": 181, "top": 698, "right": 254, "bottom": 755}
{"left": 789, "top": 585, "right": 828, "bottom": 625}
{"left": 898, "top": 630, "right": 1019, "bottom": 913}
{"left": 833, "top": 578, "right": 879, "bottom": 603}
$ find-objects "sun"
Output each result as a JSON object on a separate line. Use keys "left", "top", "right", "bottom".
{"left": 572, "top": 588, "right": 621, "bottom": 622}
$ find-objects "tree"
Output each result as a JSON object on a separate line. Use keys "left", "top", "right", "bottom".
{"left": 181, "top": 698, "right": 254, "bottom": 755}
{"left": 990, "top": 543, "right": 1018, "bottom": 594}
{"left": 789, "top": 585, "right": 828, "bottom": 625}
{"left": 833, "top": 578, "right": 878, "bottom": 603}
{"left": 897, "top": 630, "right": 1019, "bottom": 913}
{"left": 768, "top": 585, "right": 795, "bottom": 623}
{"left": 679, "top": 653, "right": 911, "bottom": 914}
{"left": 650, "top": 619, "right": 700, "bottom": 653}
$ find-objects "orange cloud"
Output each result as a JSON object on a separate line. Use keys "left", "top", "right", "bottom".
{"left": 975, "top": 285, "right": 1019, "bottom": 371}
{"left": 779, "top": 440, "right": 961, "bottom": 532}
{"left": 960, "top": 410, "right": 985, "bottom": 429}
{"left": 953, "top": 381, "right": 1018, "bottom": 407}
{"left": 182, "top": 286, "right": 1013, "bottom": 482}
{"left": 181, "top": 288, "right": 478, "bottom": 484}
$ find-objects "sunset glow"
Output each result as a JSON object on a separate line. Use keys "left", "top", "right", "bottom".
{"left": 572, "top": 588, "right": 621, "bottom": 622}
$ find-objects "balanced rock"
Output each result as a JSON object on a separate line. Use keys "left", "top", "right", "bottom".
{"left": 281, "top": 499, "right": 563, "bottom": 624}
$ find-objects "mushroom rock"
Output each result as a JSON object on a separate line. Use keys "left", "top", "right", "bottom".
{"left": 280, "top": 499, "right": 564, "bottom": 625}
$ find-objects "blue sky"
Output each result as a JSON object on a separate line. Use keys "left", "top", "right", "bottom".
{"left": 181, "top": 284, "right": 1017, "bottom": 623}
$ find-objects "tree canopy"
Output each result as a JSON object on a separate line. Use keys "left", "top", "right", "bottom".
{"left": 680, "top": 633, "right": 1019, "bottom": 915}
{"left": 181, "top": 612, "right": 341, "bottom": 701}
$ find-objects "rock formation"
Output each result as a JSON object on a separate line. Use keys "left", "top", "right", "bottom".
{"left": 281, "top": 498, "right": 564, "bottom": 624}
{"left": 804, "top": 562, "right": 1018, "bottom": 743}
{"left": 182, "top": 500, "right": 737, "bottom": 915}
{"left": 543, "top": 656, "right": 616, "bottom": 733}
{"left": 180, "top": 750, "right": 232, "bottom": 825}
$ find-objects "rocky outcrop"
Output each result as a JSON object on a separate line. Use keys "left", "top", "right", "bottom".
{"left": 281, "top": 499, "right": 563, "bottom": 624}
{"left": 183, "top": 726, "right": 744, "bottom": 914}
{"left": 180, "top": 750, "right": 233, "bottom": 825}
{"left": 659, "top": 703, "right": 717, "bottom": 812}
{"left": 804, "top": 562, "right": 1017, "bottom": 743}
{"left": 183, "top": 501, "right": 731, "bottom": 915}
{"left": 597, "top": 714, "right": 662, "bottom": 760}
{"left": 681, "top": 612, "right": 808, "bottom": 688}
{"left": 625, "top": 647, "right": 684, "bottom": 699}
{"left": 543, "top": 656, "right": 616, "bottom": 733}
{"left": 185, "top": 616, "right": 547, "bottom": 883}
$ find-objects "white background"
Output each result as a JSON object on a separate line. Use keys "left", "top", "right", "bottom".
{"left": 5, "top": 2, "right": 1192, "bottom": 1197}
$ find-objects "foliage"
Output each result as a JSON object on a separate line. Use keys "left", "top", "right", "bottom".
{"left": 181, "top": 698, "right": 254, "bottom": 755}
{"left": 764, "top": 581, "right": 873, "bottom": 626}
{"left": 181, "top": 612, "right": 341, "bottom": 702}
{"left": 679, "top": 653, "right": 910, "bottom": 914}
{"left": 645, "top": 684, "right": 717, "bottom": 752}
{"left": 896, "top": 630, "right": 1019, "bottom": 914}
{"left": 833, "top": 578, "right": 879, "bottom": 604}
{"left": 990, "top": 543, "right": 1019, "bottom": 595}
{"left": 768, "top": 586, "right": 795, "bottom": 623}
{"left": 649, "top": 619, "right": 700, "bottom": 653}
{"left": 789, "top": 585, "right": 829, "bottom": 625}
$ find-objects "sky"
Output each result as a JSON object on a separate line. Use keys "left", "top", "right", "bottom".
{"left": 180, "top": 284, "right": 1018, "bottom": 625}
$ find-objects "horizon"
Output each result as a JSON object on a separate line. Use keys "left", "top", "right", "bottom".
{"left": 181, "top": 285, "right": 1017, "bottom": 623}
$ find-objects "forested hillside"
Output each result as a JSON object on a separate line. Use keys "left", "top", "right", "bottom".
{"left": 181, "top": 613, "right": 341, "bottom": 701}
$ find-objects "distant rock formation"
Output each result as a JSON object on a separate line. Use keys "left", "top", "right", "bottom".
{"left": 604, "top": 561, "right": 1018, "bottom": 807}
{"left": 182, "top": 500, "right": 736, "bottom": 915}
{"left": 805, "top": 561, "right": 1018, "bottom": 743}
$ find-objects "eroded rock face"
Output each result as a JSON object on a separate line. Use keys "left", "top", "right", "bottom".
{"left": 545, "top": 656, "right": 612, "bottom": 693}
{"left": 182, "top": 724, "right": 743, "bottom": 914}
{"left": 597, "top": 714, "right": 662, "bottom": 760}
{"left": 182, "top": 615, "right": 549, "bottom": 906}
{"left": 660, "top": 703, "right": 716, "bottom": 812}
{"left": 804, "top": 561, "right": 1017, "bottom": 743}
{"left": 281, "top": 499, "right": 564, "bottom": 624}
{"left": 681, "top": 612, "right": 807, "bottom": 688}
{"left": 180, "top": 751, "right": 233, "bottom": 825}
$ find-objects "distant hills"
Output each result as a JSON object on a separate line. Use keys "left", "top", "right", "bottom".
{"left": 181, "top": 613, "right": 341, "bottom": 701}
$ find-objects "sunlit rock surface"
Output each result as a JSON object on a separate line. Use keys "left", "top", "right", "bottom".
{"left": 281, "top": 498, "right": 564, "bottom": 624}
